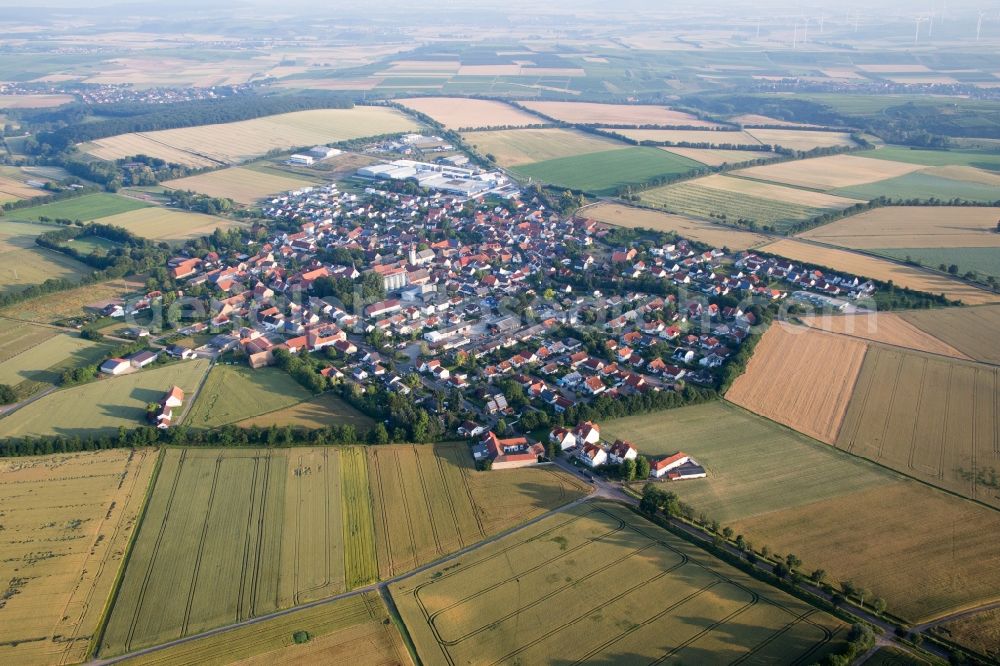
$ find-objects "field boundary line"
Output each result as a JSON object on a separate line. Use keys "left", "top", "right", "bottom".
{"left": 799, "top": 324, "right": 985, "bottom": 367}
{"left": 89, "top": 448, "right": 165, "bottom": 660}
{"left": 235, "top": 454, "right": 261, "bottom": 621}
{"left": 180, "top": 452, "right": 224, "bottom": 636}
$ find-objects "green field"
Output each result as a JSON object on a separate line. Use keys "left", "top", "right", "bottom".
{"left": 0, "top": 219, "right": 92, "bottom": 293}
{"left": 0, "top": 318, "right": 58, "bottom": 363}
{"left": 118, "top": 592, "right": 412, "bottom": 666}
{"left": 0, "top": 359, "right": 210, "bottom": 437}
{"left": 100, "top": 445, "right": 589, "bottom": 656}
{"left": 236, "top": 391, "right": 375, "bottom": 431}
{"left": 605, "top": 402, "right": 1000, "bottom": 623}
{"left": 835, "top": 171, "right": 1000, "bottom": 202}
{"left": 866, "top": 146, "right": 1000, "bottom": 171}
{"left": 59, "top": 234, "right": 122, "bottom": 254}
{"left": 875, "top": 247, "right": 1000, "bottom": 278}
{"left": 0, "top": 332, "right": 109, "bottom": 398}
{"left": 11, "top": 192, "right": 150, "bottom": 222}
{"left": 185, "top": 365, "right": 313, "bottom": 427}
{"left": 513, "top": 146, "right": 702, "bottom": 195}
{"left": 640, "top": 180, "right": 827, "bottom": 233}
{"left": 391, "top": 501, "right": 848, "bottom": 665}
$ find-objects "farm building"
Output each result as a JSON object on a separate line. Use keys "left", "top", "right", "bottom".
{"left": 288, "top": 154, "right": 315, "bottom": 166}
{"left": 650, "top": 451, "right": 706, "bottom": 480}
{"left": 99, "top": 358, "right": 130, "bottom": 375}
{"left": 475, "top": 431, "right": 545, "bottom": 469}
{"left": 129, "top": 350, "right": 159, "bottom": 368}
{"left": 309, "top": 146, "right": 342, "bottom": 159}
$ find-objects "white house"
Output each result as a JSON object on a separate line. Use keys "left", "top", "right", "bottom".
{"left": 549, "top": 427, "right": 577, "bottom": 451}
{"left": 99, "top": 358, "right": 130, "bottom": 375}
{"left": 163, "top": 386, "right": 184, "bottom": 408}
{"left": 608, "top": 439, "right": 638, "bottom": 464}
{"left": 650, "top": 451, "right": 706, "bottom": 480}
{"left": 573, "top": 421, "right": 601, "bottom": 447}
{"left": 579, "top": 443, "right": 607, "bottom": 468}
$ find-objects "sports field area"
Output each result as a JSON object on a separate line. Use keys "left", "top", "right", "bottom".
{"left": 118, "top": 592, "right": 412, "bottom": 666}
{"left": 236, "top": 392, "right": 375, "bottom": 431}
{"left": 0, "top": 449, "right": 157, "bottom": 666}
{"left": 93, "top": 207, "right": 245, "bottom": 241}
{"left": 391, "top": 501, "right": 848, "bottom": 665}
{"left": 513, "top": 146, "right": 702, "bottom": 195}
{"left": 11, "top": 192, "right": 150, "bottom": 222}
{"left": 461, "top": 127, "right": 626, "bottom": 166}
{"left": 400, "top": 96, "right": 544, "bottom": 129}
{"left": 898, "top": 305, "right": 1000, "bottom": 364}
{"left": 798, "top": 206, "right": 1000, "bottom": 250}
{"left": 0, "top": 359, "right": 210, "bottom": 438}
{"left": 799, "top": 312, "right": 967, "bottom": 359}
{"left": 604, "top": 402, "right": 1000, "bottom": 623}
{"left": 725, "top": 324, "right": 868, "bottom": 444}
{"left": 184, "top": 365, "right": 312, "bottom": 428}
{"left": 761, "top": 239, "right": 1000, "bottom": 305}
{"left": 0, "top": 220, "right": 91, "bottom": 293}
{"left": 836, "top": 346, "right": 1000, "bottom": 508}
{"left": 82, "top": 107, "right": 420, "bottom": 165}
{"left": 580, "top": 202, "right": 770, "bottom": 250}
{"left": 163, "top": 167, "right": 314, "bottom": 205}
{"left": 521, "top": 101, "right": 720, "bottom": 126}
{"left": 100, "top": 445, "right": 588, "bottom": 655}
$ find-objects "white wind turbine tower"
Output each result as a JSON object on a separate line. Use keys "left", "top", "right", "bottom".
{"left": 914, "top": 15, "right": 930, "bottom": 43}
{"left": 818, "top": 14, "right": 829, "bottom": 34}
{"left": 976, "top": 11, "right": 986, "bottom": 40}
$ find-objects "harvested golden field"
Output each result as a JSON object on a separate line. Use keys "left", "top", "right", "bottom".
{"left": 0, "top": 318, "right": 58, "bottom": 363}
{"left": 725, "top": 324, "right": 868, "bottom": 443}
{"left": 836, "top": 347, "right": 1000, "bottom": 508}
{"left": 858, "top": 64, "right": 932, "bottom": 73}
{"left": 163, "top": 167, "right": 313, "bottom": 205}
{"left": 615, "top": 128, "right": 760, "bottom": 145}
{"left": 939, "top": 607, "right": 1000, "bottom": 661}
{"left": 733, "top": 154, "right": 924, "bottom": 190}
{"left": 581, "top": 201, "right": 770, "bottom": 250}
{"left": 0, "top": 175, "right": 43, "bottom": 201}
{"left": 733, "top": 481, "right": 1000, "bottom": 623}
{"left": 94, "top": 207, "right": 245, "bottom": 241}
{"left": 900, "top": 305, "right": 1000, "bottom": 364}
{"left": 799, "top": 312, "right": 967, "bottom": 358}
{"left": 520, "top": 101, "right": 721, "bottom": 126}
{"left": 0, "top": 277, "right": 143, "bottom": 323}
{"left": 0, "top": 93, "right": 74, "bottom": 108}
{"left": 84, "top": 136, "right": 220, "bottom": 168}
{"left": 744, "top": 129, "right": 858, "bottom": 151}
{"left": 0, "top": 449, "right": 157, "bottom": 665}
{"left": 392, "top": 501, "right": 848, "bottom": 666}
{"left": 83, "top": 107, "right": 420, "bottom": 165}
{"left": 119, "top": 592, "right": 412, "bottom": 666}
{"left": 235, "top": 392, "right": 374, "bottom": 431}
{"left": 461, "top": 127, "right": 627, "bottom": 166}
{"left": 761, "top": 239, "right": 1000, "bottom": 305}
{"left": 924, "top": 164, "right": 1000, "bottom": 187}
{"left": 660, "top": 146, "right": 779, "bottom": 166}
{"left": 399, "top": 97, "right": 543, "bottom": 129}
{"left": 799, "top": 206, "right": 1000, "bottom": 249}
{"left": 695, "top": 174, "right": 862, "bottom": 208}
{"left": 732, "top": 113, "right": 829, "bottom": 127}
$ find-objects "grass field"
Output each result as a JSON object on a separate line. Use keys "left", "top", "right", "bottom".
{"left": 837, "top": 346, "right": 1000, "bottom": 508}
{"left": 83, "top": 107, "right": 420, "bottom": 166}
{"left": 799, "top": 312, "right": 967, "bottom": 359}
{"left": 0, "top": 359, "right": 210, "bottom": 437}
{"left": 0, "top": 93, "right": 75, "bottom": 108}
{"left": 725, "top": 324, "right": 867, "bottom": 444}
{"left": 640, "top": 174, "right": 859, "bottom": 233}
{"left": 744, "top": 128, "right": 858, "bottom": 151}
{"left": 0, "top": 219, "right": 90, "bottom": 293}
{"left": 185, "top": 365, "right": 311, "bottom": 428}
{"left": 604, "top": 402, "right": 1000, "bottom": 623}
{"left": 391, "top": 501, "right": 848, "bottom": 665}
{"left": 865, "top": 146, "right": 1000, "bottom": 172}
{"left": 0, "top": 449, "right": 157, "bottom": 665}
{"left": 513, "top": 146, "right": 702, "bottom": 195}
{"left": 0, "top": 332, "right": 109, "bottom": 397}
{"left": 163, "top": 167, "right": 313, "bottom": 205}
{"left": 0, "top": 277, "right": 143, "bottom": 324}
{"left": 834, "top": 170, "right": 1000, "bottom": 203}
{"left": 235, "top": 392, "right": 375, "bottom": 431}
{"left": 399, "top": 97, "right": 544, "bottom": 129}
{"left": 118, "top": 592, "right": 412, "bottom": 666}
{"left": 521, "top": 101, "right": 721, "bottom": 126}
{"left": 100, "top": 445, "right": 588, "bottom": 655}
{"left": 460, "top": 127, "right": 626, "bottom": 166}
{"left": 92, "top": 207, "right": 245, "bottom": 241}
{"left": 580, "top": 202, "right": 770, "bottom": 250}
{"left": 899, "top": 305, "right": 1000, "bottom": 364}
{"left": 733, "top": 154, "right": 924, "bottom": 190}
{"left": 11, "top": 192, "right": 150, "bottom": 222}
{"left": 761, "top": 240, "right": 1000, "bottom": 305}
{"left": 798, "top": 206, "right": 1000, "bottom": 250}
{"left": 875, "top": 248, "right": 1000, "bottom": 279}
{"left": 0, "top": 318, "right": 58, "bottom": 362}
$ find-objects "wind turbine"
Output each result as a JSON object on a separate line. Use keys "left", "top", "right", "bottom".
{"left": 818, "top": 14, "right": 829, "bottom": 34}
{"left": 914, "top": 15, "right": 930, "bottom": 43}
{"left": 976, "top": 11, "right": 986, "bottom": 40}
